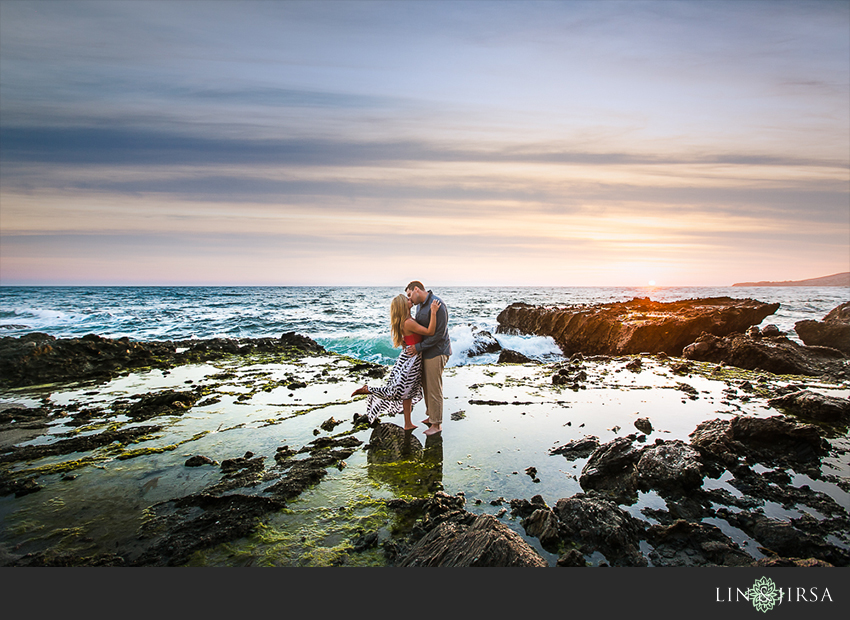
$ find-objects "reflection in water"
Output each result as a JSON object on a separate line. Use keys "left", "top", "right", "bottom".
{"left": 366, "top": 423, "right": 444, "bottom": 498}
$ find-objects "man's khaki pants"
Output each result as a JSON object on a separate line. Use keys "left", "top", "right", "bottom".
{"left": 422, "top": 354, "right": 449, "bottom": 426}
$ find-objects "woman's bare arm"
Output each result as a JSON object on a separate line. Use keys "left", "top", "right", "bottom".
{"left": 404, "top": 300, "right": 441, "bottom": 336}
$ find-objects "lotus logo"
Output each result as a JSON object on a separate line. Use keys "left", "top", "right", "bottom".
{"left": 746, "top": 577, "right": 783, "bottom": 613}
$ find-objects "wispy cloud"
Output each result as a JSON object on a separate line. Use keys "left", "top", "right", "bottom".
{"left": 0, "top": 0, "right": 847, "bottom": 286}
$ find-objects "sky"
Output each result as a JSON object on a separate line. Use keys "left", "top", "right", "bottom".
{"left": 0, "top": 0, "right": 848, "bottom": 287}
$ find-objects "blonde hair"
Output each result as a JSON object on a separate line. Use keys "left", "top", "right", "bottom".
{"left": 389, "top": 294, "right": 409, "bottom": 348}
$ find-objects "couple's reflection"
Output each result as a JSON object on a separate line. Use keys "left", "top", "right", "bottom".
{"left": 366, "top": 422, "right": 443, "bottom": 497}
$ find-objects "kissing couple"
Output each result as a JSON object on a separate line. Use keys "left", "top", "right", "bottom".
{"left": 352, "top": 281, "right": 451, "bottom": 436}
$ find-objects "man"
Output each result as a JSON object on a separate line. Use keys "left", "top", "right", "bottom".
{"left": 404, "top": 281, "right": 451, "bottom": 436}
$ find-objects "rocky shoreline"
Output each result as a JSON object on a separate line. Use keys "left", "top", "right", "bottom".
{"left": 1, "top": 297, "right": 848, "bottom": 567}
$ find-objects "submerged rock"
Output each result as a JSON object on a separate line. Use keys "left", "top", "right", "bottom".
{"left": 496, "top": 297, "right": 779, "bottom": 357}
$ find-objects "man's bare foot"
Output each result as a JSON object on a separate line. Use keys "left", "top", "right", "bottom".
{"left": 424, "top": 425, "right": 442, "bottom": 436}
{"left": 421, "top": 418, "right": 431, "bottom": 426}
{"left": 351, "top": 385, "right": 369, "bottom": 397}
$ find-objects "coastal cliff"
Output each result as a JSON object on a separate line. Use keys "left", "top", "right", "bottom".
{"left": 732, "top": 272, "right": 850, "bottom": 287}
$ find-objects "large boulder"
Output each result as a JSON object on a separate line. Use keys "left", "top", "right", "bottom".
{"left": 636, "top": 440, "right": 703, "bottom": 494}
{"left": 553, "top": 493, "right": 648, "bottom": 566}
{"left": 795, "top": 302, "right": 850, "bottom": 354}
{"left": 579, "top": 435, "right": 643, "bottom": 501}
{"left": 768, "top": 390, "right": 850, "bottom": 426}
{"left": 682, "top": 331, "right": 847, "bottom": 377}
{"left": 690, "top": 415, "right": 829, "bottom": 468}
{"left": 394, "top": 492, "right": 548, "bottom": 567}
{"left": 496, "top": 297, "right": 779, "bottom": 356}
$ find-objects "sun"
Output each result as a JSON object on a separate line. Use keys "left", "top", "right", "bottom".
{"left": 648, "top": 280, "right": 656, "bottom": 286}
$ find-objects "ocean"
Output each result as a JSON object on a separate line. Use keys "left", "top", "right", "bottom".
{"left": 1, "top": 285, "right": 848, "bottom": 366}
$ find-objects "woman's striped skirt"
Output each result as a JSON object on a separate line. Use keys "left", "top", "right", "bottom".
{"left": 366, "top": 348, "right": 423, "bottom": 422}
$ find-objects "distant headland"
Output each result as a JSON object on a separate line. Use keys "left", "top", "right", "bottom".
{"left": 732, "top": 272, "right": 850, "bottom": 287}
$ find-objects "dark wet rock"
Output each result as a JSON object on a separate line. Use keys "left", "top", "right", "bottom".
{"left": 634, "top": 417, "right": 653, "bottom": 434}
{"left": 670, "top": 361, "right": 693, "bottom": 375}
{"left": 11, "top": 552, "right": 127, "bottom": 567}
{"left": 645, "top": 519, "right": 754, "bottom": 567}
{"left": 0, "top": 424, "right": 161, "bottom": 464}
{"left": 761, "top": 324, "right": 782, "bottom": 337}
{"left": 768, "top": 389, "right": 850, "bottom": 426}
{"left": 496, "top": 297, "right": 779, "bottom": 357}
{"left": 349, "top": 362, "right": 386, "bottom": 379}
{"left": 717, "top": 509, "right": 850, "bottom": 566}
{"left": 0, "top": 406, "right": 50, "bottom": 425}
{"left": 690, "top": 415, "right": 829, "bottom": 470}
{"left": 133, "top": 493, "right": 286, "bottom": 566}
{"left": 467, "top": 326, "right": 502, "bottom": 357}
{"left": 498, "top": 349, "right": 532, "bottom": 364}
{"left": 320, "top": 417, "right": 343, "bottom": 432}
{"left": 0, "top": 476, "right": 41, "bottom": 497}
{"left": 386, "top": 492, "right": 547, "bottom": 567}
{"left": 366, "top": 423, "right": 423, "bottom": 463}
{"left": 125, "top": 389, "right": 201, "bottom": 420}
{"left": 274, "top": 445, "right": 296, "bottom": 463}
{"left": 676, "top": 382, "right": 699, "bottom": 400}
{"left": 265, "top": 435, "right": 362, "bottom": 501}
{"left": 351, "top": 531, "right": 380, "bottom": 552}
{"left": 556, "top": 549, "right": 589, "bottom": 567}
{"left": 185, "top": 455, "right": 217, "bottom": 467}
{"left": 625, "top": 358, "right": 642, "bottom": 372}
{"left": 521, "top": 507, "right": 561, "bottom": 551}
{"left": 553, "top": 492, "right": 648, "bottom": 566}
{"left": 579, "top": 435, "right": 642, "bottom": 501}
{"left": 0, "top": 332, "right": 325, "bottom": 388}
{"left": 551, "top": 364, "right": 588, "bottom": 386}
{"left": 509, "top": 494, "right": 550, "bottom": 519}
{"left": 636, "top": 440, "right": 703, "bottom": 494}
{"left": 396, "top": 510, "right": 548, "bottom": 567}
{"left": 220, "top": 452, "right": 264, "bottom": 474}
{"left": 795, "top": 302, "right": 850, "bottom": 355}
{"left": 754, "top": 556, "right": 835, "bottom": 567}
{"left": 550, "top": 435, "right": 600, "bottom": 460}
{"left": 682, "top": 331, "right": 847, "bottom": 378}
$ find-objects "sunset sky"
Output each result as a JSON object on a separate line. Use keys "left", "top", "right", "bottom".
{"left": 1, "top": 0, "right": 848, "bottom": 287}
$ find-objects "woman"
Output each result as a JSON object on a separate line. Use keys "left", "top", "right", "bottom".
{"left": 351, "top": 294, "right": 441, "bottom": 429}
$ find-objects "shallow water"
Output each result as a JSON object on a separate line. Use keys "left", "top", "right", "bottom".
{"left": 1, "top": 350, "right": 848, "bottom": 567}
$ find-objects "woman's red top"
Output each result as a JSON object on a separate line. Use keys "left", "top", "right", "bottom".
{"left": 404, "top": 333, "right": 422, "bottom": 346}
